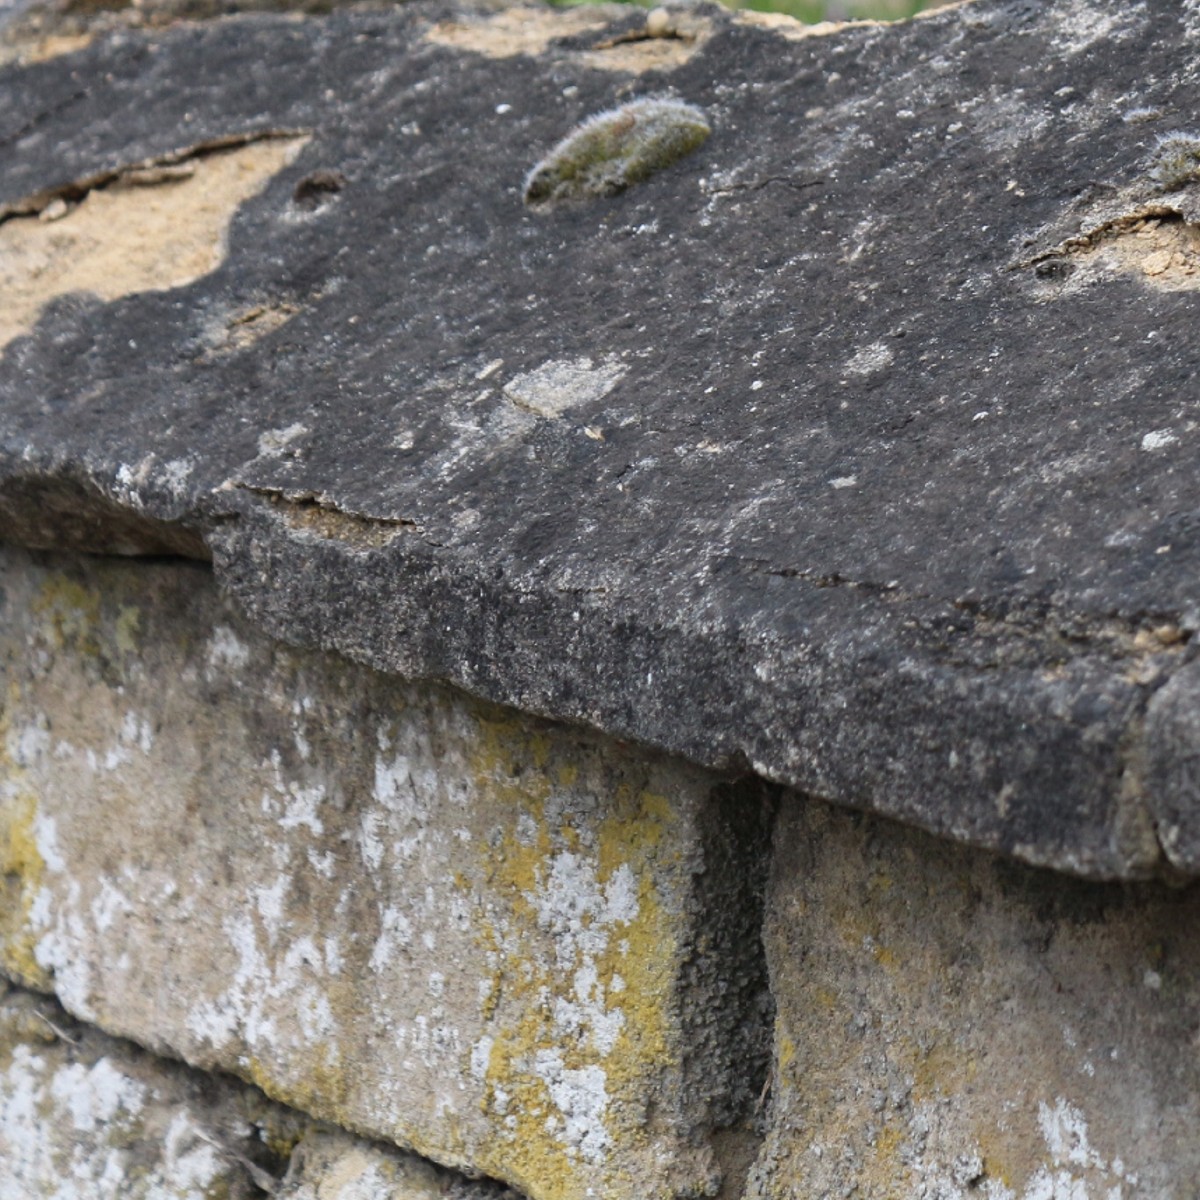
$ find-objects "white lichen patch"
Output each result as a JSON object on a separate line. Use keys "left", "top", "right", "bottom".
{"left": 532, "top": 1053, "right": 612, "bottom": 1164}
{"left": 1187, "top": 0, "right": 1200, "bottom": 38}
{"left": 1038, "top": 1098, "right": 1104, "bottom": 1172}
{"left": 1140, "top": 428, "right": 1178, "bottom": 451}
{"left": 0, "top": 1046, "right": 158, "bottom": 1196}
{"left": 205, "top": 625, "right": 251, "bottom": 673}
{"left": 535, "top": 853, "right": 634, "bottom": 1058}
{"left": 504, "top": 356, "right": 626, "bottom": 418}
{"left": 258, "top": 423, "right": 310, "bottom": 457}
{"left": 843, "top": 341, "right": 894, "bottom": 376}
{"left": 186, "top": 898, "right": 344, "bottom": 1056}
{"left": 977, "top": 1097, "right": 1133, "bottom": 1199}
{"left": 1049, "top": 2, "right": 1125, "bottom": 54}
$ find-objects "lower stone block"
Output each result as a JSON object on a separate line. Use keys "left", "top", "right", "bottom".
{"left": 0, "top": 980, "right": 519, "bottom": 1199}
{"left": 753, "top": 799, "right": 1200, "bottom": 1199}
{"left": 0, "top": 981, "right": 303, "bottom": 1198}
{"left": 0, "top": 546, "right": 772, "bottom": 1200}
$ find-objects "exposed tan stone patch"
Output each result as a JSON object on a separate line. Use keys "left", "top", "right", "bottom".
{"left": 576, "top": 34, "right": 697, "bottom": 74}
{"left": 578, "top": 8, "right": 711, "bottom": 72}
{"left": 0, "top": 135, "right": 309, "bottom": 353}
{"left": 424, "top": 6, "right": 618, "bottom": 59}
{"left": 733, "top": 0, "right": 969, "bottom": 40}
{"left": 425, "top": 4, "right": 708, "bottom": 73}
{"left": 1031, "top": 206, "right": 1200, "bottom": 294}
{"left": 236, "top": 485, "right": 417, "bottom": 549}
{"left": 1105, "top": 215, "right": 1200, "bottom": 289}
{"left": 0, "top": 30, "right": 95, "bottom": 67}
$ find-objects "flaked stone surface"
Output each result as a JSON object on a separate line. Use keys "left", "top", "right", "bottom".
{"left": 0, "top": 545, "right": 772, "bottom": 1200}
{"left": 3, "top": 0, "right": 1200, "bottom": 877}
{"left": 753, "top": 799, "right": 1200, "bottom": 1200}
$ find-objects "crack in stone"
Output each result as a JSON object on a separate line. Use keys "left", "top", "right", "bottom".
{"left": 234, "top": 483, "right": 430, "bottom": 549}
{"left": 0, "top": 127, "right": 310, "bottom": 224}
{"left": 704, "top": 177, "right": 825, "bottom": 197}
{"left": 0, "top": 86, "right": 90, "bottom": 152}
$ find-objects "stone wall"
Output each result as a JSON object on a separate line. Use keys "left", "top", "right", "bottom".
{"left": 755, "top": 803, "right": 1200, "bottom": 1199}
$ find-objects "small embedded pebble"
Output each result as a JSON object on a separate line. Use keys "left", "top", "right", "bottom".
{"left": 38, "top": 197, "right": 69, "bottom": 222}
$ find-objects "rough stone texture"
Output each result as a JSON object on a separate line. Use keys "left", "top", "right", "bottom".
{"left": 275, "top": 1130, "right": 464, "bottom": 1200}
{"left": 8, "top": 2, "right": 1200, "bottom": 1194}
{"left": 0, "top": 544, "right": 773, "bottom": 1200}
{"left": 3, "top": 0, "right": 1200, "bottom": 878}
{"left": 753, "top": 797, "right": 1200, "bottom": 1200}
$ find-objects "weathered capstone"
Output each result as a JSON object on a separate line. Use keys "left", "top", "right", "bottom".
{"left": 3, "top": 0, "right": 1200, "bottom": 878}
{"left": 0, "top": 545, "right": 772, "bottom": 1200}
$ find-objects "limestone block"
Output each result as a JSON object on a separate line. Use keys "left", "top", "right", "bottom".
{"left": 753, "top": 800, "right": 1200, "bottom": 1199}
{"left": 0, "top": 545, "right": 772, "bottom": 1200}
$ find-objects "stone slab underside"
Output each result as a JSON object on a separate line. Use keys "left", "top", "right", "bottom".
{"left": 0, "top": 546, "right": 773, "bottom": 1200}
{"left": 4, "top": 0, "right": 1200, "bottom": 878}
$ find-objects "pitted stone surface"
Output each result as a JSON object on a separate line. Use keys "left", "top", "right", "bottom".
{"left": 2, "top": 0, "right": 1200, "bottom": 881}
{"left": 0, "top": 546, "right": 772, "bottom": 1200}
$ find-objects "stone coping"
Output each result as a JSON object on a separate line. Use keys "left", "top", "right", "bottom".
{"left": 3, "top": 0, "right": 1200, "bottom": 879}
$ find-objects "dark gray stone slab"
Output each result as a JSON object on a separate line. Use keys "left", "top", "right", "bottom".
{"left": 3, "top": 0, "right": 1200, "bottom": 878}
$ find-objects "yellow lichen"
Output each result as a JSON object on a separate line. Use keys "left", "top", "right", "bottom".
{"left": 873, "top": 1124, "right": 904, "bottom": 1163}
{"left": 31, "top": 574, "right": 102, "bottom": 657}
{"left": 974, "top": 1132, "right": 1015, "bottom": 1191}
{"left": 909, "top": 1036, "right": 968, "bottom": 1104}
{"left": 872, "top": 944, "right": 898, "bottom": 969}
{"left": 465, "top": 714, "right": 685, "bottom": 1200}
{"left": 0, "top": 794, "right": 47, "bottom": 985}
{"left": 777, "top": 1029, "right": 798, "bottom": 1072}
{"left": 243, "top": 1050, "right": 354, "bottom": 1134}
{"left": 0, "top": 684, "right": 49, "bottom": 987}
{"left": 113, "top": 604, "right": 142, "bottom": 657}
